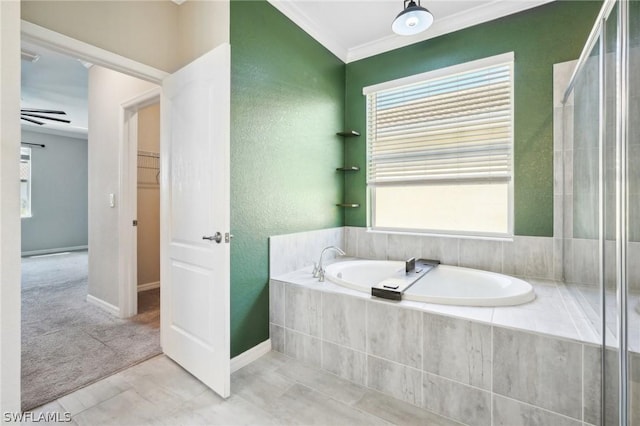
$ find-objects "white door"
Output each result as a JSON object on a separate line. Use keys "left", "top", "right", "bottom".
{"left": 160, "top": 44, "right": 230, "bottom": 398}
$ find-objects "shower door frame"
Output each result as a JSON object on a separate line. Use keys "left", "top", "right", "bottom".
{"left": 562, "top": 0, "right": 630, "bottom": 423}
{"left": 616, "top": 1, "right": 629, "bottom": 423}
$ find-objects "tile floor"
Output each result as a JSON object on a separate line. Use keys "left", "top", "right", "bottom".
{"left": 26, "top": 351, "right": 461, "bottom": 426}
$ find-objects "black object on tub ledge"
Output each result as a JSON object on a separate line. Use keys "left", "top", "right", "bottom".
{"left": 371, "top": 258, "right": 440, "bottom": 301}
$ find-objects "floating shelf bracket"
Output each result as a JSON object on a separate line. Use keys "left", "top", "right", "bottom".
{"left": 336, "top": 130, "right": 360, "bottom": 137}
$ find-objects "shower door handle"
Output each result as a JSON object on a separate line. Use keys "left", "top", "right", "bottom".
{"left": 202, "top": 232, "right": 222, "bottom": 243}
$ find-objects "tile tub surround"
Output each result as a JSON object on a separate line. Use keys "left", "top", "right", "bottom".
{"left": 269, "top": 227, "right": 343, "bottom": 277}
{"left": 270, "top": 263, "right": 614, "bottom": 426}
{"left": 343, "top": 227, "right": 560, "bottom": 281}
{"left": 271, "top": 227, "right": 560, "bottom": 281}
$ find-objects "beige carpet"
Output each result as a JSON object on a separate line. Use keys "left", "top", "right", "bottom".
{"left": 21, "top": 250, "right": 161, "bottom": 411}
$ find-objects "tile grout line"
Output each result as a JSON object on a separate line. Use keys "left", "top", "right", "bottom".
{"left": 420, "top": 309, "right": 424, "bottom": 411}
{"left": 365, "top": 297, "right": 369, "bottom": 390}
{"left": 320, "top": 290, "right": 324, "bottom": 370}
{"left": 283, "top": 282, "right": 287, "bottom": 356}
{"left": 490, "top": 324, "right": 494, "bottom": 426}
{"left": 581, "top": 343, "right": 585, "bottom": 423}
{"left": 68, "top": 386, "right": 138, "bottom": 422}
{"left": 556, "top": 279, "right": 589, "bottom": 343}
{"left": 422, "top": 370, "right": 491, "bottom": 395}
{"left": 493, "top": 393, "right": 585, "bottom": 424}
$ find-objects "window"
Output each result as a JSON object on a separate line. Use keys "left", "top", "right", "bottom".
{"left": 20, "top": 147, "right": 32, "bottom": 218}
{"left": 364, "top": 52, "right": 514, "bottom": 237}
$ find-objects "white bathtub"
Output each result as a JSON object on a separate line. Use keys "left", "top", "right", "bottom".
{"left": 325, "top": 260, "right": 535, "bottom": 307}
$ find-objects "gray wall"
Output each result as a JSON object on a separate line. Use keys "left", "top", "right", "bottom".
{"left": 21, "top": 129, "right": 88, "bottom": 254}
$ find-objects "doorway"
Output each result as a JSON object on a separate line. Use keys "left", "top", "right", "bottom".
{"left": 135, "top": 102, "right": 162, "bottom": 322}
{"left": 120, "top": 88, "right": 161, "bottom": 319}
{"left": 6, "top": 19, "right": 232, "bottom": 411}
{"left": 19, "top": 41, "right": 163, "bottom": 410}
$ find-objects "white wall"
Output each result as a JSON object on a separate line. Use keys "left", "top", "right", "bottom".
{"left": 21, "top": 1, "right": 181, "bottom": 72}
{"left": 21, "top": 0, "right": 230, "bottom": 73}
{"left": 88, "top": 66, "right": 157, "bottom": 307}
{"left": 0, "top": 0, "right": 22, "bottom": 416}
{"left": 178, "top": 0, "right": 230, "bottom": 67}
{"left": 137, "top": 103, "right": 160, "bottom": 289}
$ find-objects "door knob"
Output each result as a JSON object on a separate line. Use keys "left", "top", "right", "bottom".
{"left": 202, "top": 232, "right": 222, "bottom": 243}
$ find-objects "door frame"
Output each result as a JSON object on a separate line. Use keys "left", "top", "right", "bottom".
{"left": 21, "top": 22, "right": 167, "bottom": 83}
{"left": 119, "top": 88, "right": 161, "bottom": 318}
{"left": 20, "top": 21, "right": 168, "bottom": 319}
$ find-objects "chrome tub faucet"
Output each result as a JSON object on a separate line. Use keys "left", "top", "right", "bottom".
{"left": 312, "top": 246, "right": 346, "bottom": 282}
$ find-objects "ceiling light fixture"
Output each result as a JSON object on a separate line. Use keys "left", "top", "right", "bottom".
{"left": 392, "top": 0, "right": 434, "bottom": 36}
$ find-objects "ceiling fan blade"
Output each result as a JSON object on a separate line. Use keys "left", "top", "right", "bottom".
{"left": 20, "top": 116, "right": 44, "bottom": 125}
{"left": 20, "top": 109, "right": 67, "bottom": 115}
{"left": 21, "top": 113, "right": 71, "bottom": 124}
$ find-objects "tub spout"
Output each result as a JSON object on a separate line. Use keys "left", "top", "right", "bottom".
{"left": 313, "top": 246, "right": 346, "bottom": 282}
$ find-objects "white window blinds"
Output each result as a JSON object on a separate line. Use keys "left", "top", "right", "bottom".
{"left": 20, "top": 147, "right": 31, "bottom": 182}
{"left": 365, "top": 53, "right": 514, "bottom": 186}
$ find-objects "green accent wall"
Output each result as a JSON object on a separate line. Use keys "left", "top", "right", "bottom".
{"left": 230, "top": 1, "right": 345, "bottom": 356}
{"left": 344, "top": 1, "right": 602, "bottom": 236}
{"left": 229, "top": 0, "right": 601, "bottom": 356}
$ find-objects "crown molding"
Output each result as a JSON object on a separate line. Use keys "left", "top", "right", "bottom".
{"left": 268, "top": 0, "right": 349, "bottom": 62}
{"left": 347, "top": 0, "right": 554, "bottom": 63}
{"left": 268, "top": 0, "right": 554, "bottom": 64}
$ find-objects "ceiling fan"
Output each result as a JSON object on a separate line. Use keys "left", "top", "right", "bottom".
{"left": 20, "top": 108, "right": 70, "bottom": 126}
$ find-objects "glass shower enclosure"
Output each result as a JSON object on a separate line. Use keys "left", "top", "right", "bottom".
{"left": 562, "top": 0, "right": 639, "bottom": 424}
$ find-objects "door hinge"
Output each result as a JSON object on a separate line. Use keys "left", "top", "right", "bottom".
{"left": 133, "top": 220, "right": 138, "bottom": 226}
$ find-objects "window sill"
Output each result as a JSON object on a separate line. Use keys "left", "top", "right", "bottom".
{"left": 366, "top": 227, "right": 514, "bottom": 242}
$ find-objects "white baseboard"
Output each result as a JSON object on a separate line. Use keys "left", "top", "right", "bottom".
{"left": 86, "top": 294, "right": 120, "bottom": 317}
{"left": 230, "top": 339, "right": 272, "bottom": 373}
{"left": 138, "top": 281, "right": 160, "bottom": 292}
{"left": 22, "top": 245, "right": 88, "bottom": 257}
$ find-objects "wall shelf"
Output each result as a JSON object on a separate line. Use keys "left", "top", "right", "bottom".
{"left": 337, "top": 129, "right": 361, "bottom": 208}
{"left": 336, "top": 130, "right": 360, "bottom": 137}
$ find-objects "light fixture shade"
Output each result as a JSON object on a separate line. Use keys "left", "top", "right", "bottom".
{"left": 392, "top": 0, "right": 434, "bottom": 36}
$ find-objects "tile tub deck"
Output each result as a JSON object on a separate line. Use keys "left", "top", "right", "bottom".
{"left": 270, "top": 258, "right": 640, "bottom": 426}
